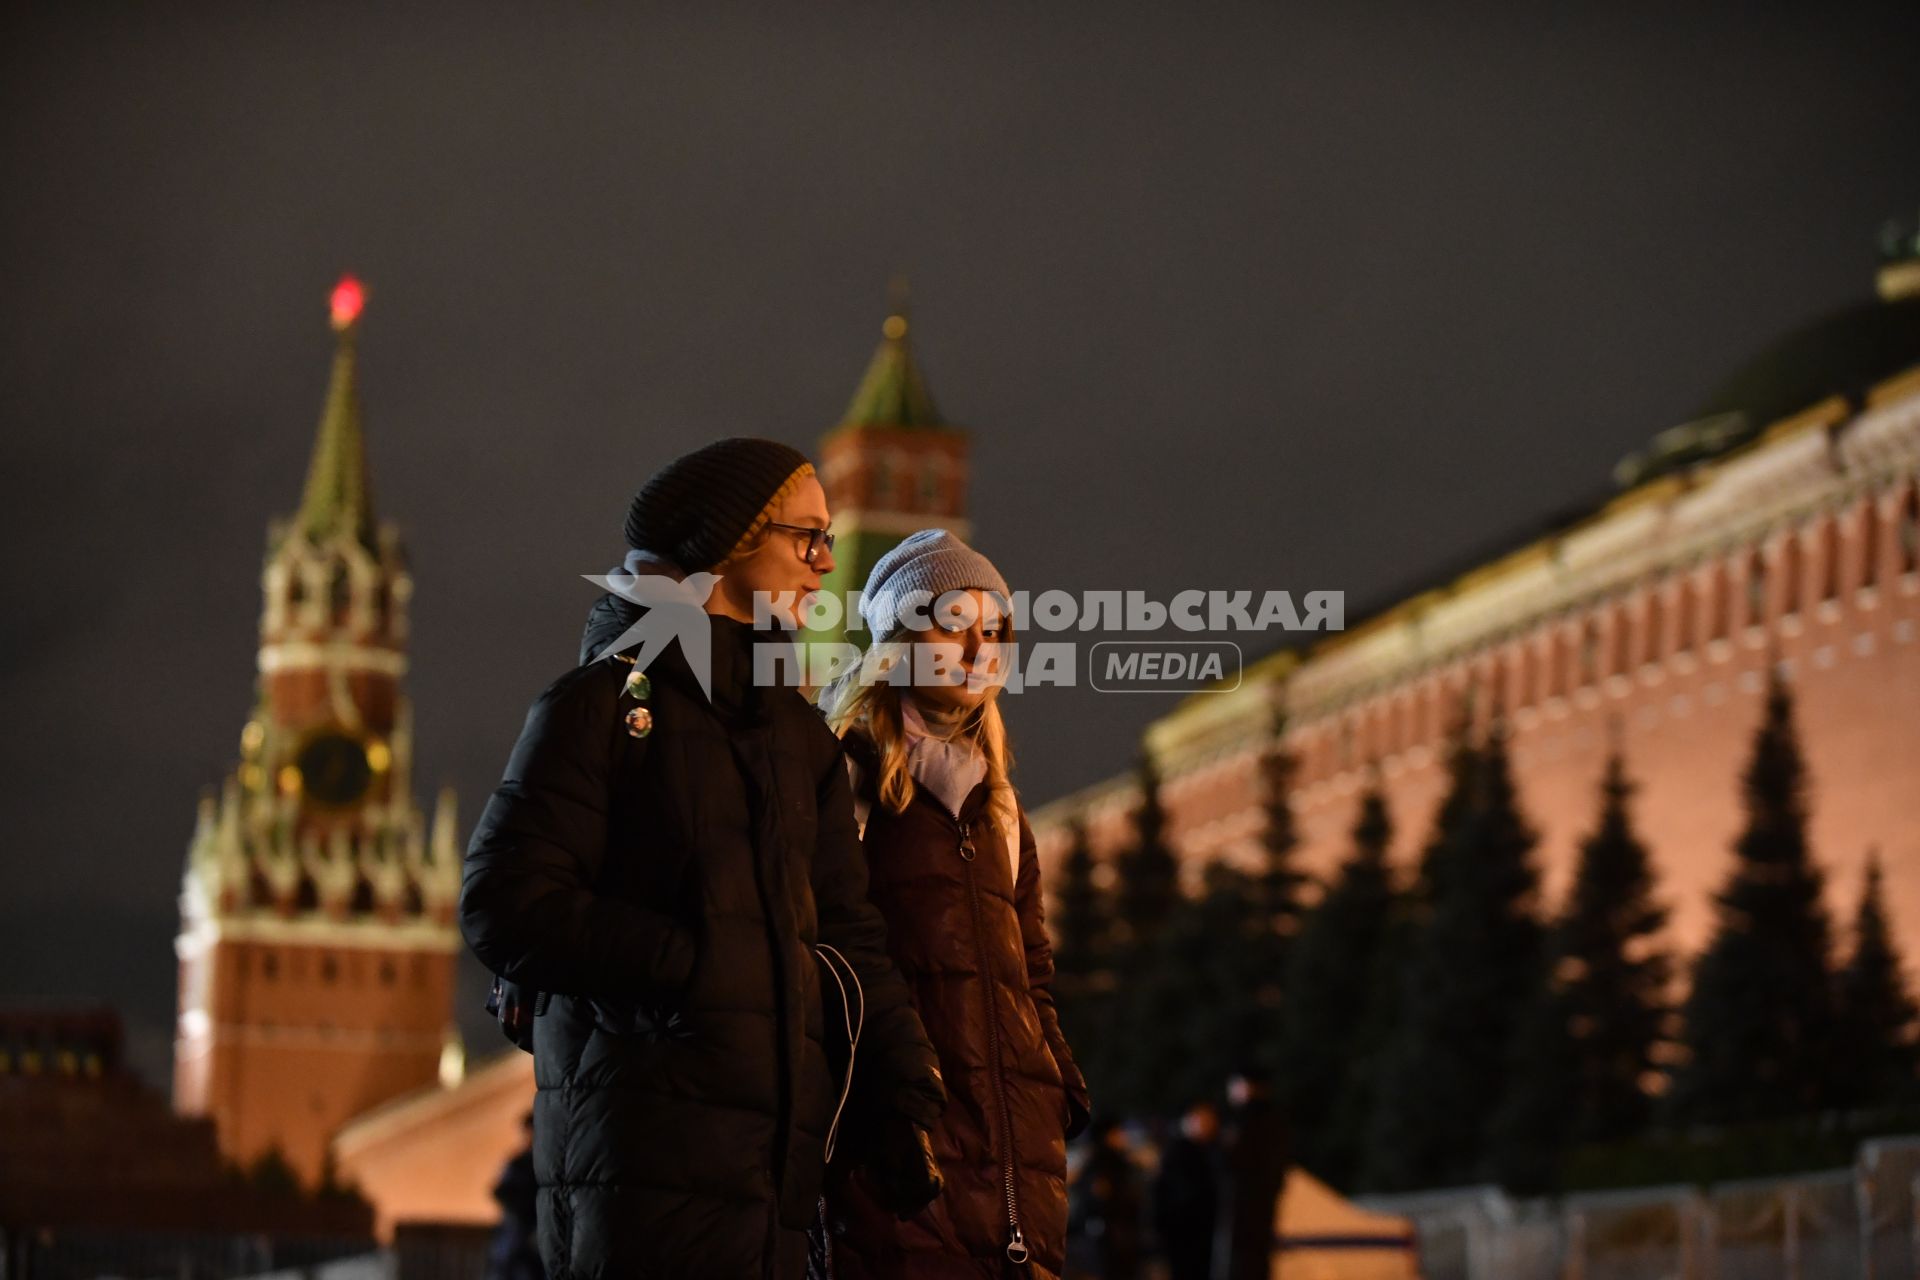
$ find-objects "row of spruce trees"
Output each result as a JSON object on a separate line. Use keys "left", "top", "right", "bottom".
{"left": 1048, "top": 667, "right": 1920, "bottom": 1194}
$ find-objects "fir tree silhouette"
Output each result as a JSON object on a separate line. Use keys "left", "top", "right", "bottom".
{"left": 1831, "top": 850, "right": 1919, "bottom": 1109}
{"left": 1670, "top": 665, "right": 1835, "bottom": 1125}
{"left": 1488, "top": 735, "right": 1669, "bottom": 1190}
{"left": 1281, "top": 772, "right": 1398, "bottom": 1188}
{"left": 1365, "top": 699, "right": 1544, "bottom": 1189}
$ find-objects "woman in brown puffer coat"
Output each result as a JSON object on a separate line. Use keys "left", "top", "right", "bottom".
{"left": 819, "top": 530, "right": 1091, "bottom": 1280}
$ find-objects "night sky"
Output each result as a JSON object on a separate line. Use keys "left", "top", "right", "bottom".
{"left": 4, "top": 5, "right": 1916, "bottom": 1088}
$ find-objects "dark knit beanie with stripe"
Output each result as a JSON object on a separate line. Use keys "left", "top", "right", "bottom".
{"left": 622, "top": 438, "right": 814, "bottom": 572}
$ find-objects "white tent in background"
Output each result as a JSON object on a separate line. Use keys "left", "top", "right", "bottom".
{"left": 1275, "top": 1168, "right": 1421, "bottom": 1280}
{"left": 232, "top": 1255, "right": 392, "bottom": 1280}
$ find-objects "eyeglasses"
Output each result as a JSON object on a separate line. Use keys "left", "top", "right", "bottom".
{"left": 765, "top": 522, "right": 836, "bottom": 564}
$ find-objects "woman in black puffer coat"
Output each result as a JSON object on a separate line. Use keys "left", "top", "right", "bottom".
{"left": 460, "top": 442, "right": 946, "bottom": 1280}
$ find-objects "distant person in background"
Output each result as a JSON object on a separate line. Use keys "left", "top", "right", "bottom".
{"left": 1154, "top": 1100, "right": 1222, "bottom": 1280}
{"left": 485, "top": 1111, "right": 543, "bottom": 1280}
{"left": 1069, "top": 1116, "right": 1144, "bottom": 1280}
{"left": 1219, "top": 1072, "right": 1291, "bottom": 1280}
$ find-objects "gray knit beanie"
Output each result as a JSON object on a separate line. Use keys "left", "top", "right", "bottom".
{"left": 860, "top": 529, "right": 1011, "bottom": 640}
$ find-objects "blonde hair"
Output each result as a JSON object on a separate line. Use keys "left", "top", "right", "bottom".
{"left": 821, "top": 647, "right": 1019, "bottom": 840}
{"left": 719, "top": 463, "right": 817, "bottom": 566}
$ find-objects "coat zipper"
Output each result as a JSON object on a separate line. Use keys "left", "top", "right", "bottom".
{"left": 732, "top": 733, "right": 793, "bottom": 1254}
{"left": 928, "top": 794, "right": 1029, "bottom": 1266}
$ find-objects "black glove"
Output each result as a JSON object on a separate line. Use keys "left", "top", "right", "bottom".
{"left": 864, "top": 1112, "right": 943, "bottom": 1219}
{"left": 485, "top": 976, "right": 547, "bottom": 1053}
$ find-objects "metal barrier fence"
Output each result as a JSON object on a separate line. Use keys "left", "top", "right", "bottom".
{"left": 1360, "top": 1135, "right": 1920, "bottom": 1280}
{"left": 0, "top": 1227, "right": 379, "bottom": 1280}
{"left": 9, "top": 1141, "right": 1918, "bottom": 1279}
{"left": 0, "top": 1223, "right": 491, "bottom": 1280}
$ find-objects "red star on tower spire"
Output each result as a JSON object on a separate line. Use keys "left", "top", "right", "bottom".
{"left": 298, "top": 275, "right": 376, "bottom": 547}
{"left": 330, "top": 275, "right": 366, "bottom": 330}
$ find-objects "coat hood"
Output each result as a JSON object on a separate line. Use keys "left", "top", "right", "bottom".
{"left": 578, "top": 556, "right": 803, "bottom": 715}
{"left": 577, "top": 554, "right": 687, "bottom": 666}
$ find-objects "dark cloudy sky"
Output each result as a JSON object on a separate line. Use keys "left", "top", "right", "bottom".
{"left": 4, "top": 4, "right": 1916, "bottom": 1087}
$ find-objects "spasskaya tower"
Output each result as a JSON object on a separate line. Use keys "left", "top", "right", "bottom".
{"left": 172, "top": 278, "right": 463, "bottom": 1188}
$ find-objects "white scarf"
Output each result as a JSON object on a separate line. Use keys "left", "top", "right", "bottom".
{"left": 898, "top": 700, "right": 986, "bottom": 815}
{"left": 899, "top": 700, "right": 1019, "bottom": 879}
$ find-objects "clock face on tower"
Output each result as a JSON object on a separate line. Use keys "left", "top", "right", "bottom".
{"left": 295, "top": 731, "right": 374, "bottom": 807}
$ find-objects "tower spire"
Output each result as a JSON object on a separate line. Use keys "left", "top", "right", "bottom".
{"left": 885, "top": 272, "right": 911, "bottom": 339}
{"left": 295, "top": 276, "right": 377, "bottom": 548}
{"left": 841, "top": 274, "right": 944, "bottom": 428}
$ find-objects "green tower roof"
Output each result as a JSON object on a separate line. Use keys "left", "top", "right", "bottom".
{"left": 841, "top": 306, "right": 945, "bottom": 429}
{"left": 295, "top": 277, "right": 378, "bottom": 548}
